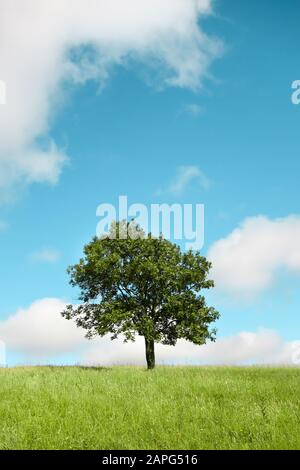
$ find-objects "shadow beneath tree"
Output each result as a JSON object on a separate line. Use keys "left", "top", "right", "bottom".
{"left": 78, "top": 366, "right": 112, "bottom": 372}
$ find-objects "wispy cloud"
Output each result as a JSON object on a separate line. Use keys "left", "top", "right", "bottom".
{"left": 31, "top": 249, "right": 61, "bottom": 264}
{"left": 184, "top": 103, "right": 204, "bottom": 118}
{"left": 0, "top": 220, "right": 9, "bottom": 232}
{"left": 157, "top": 165, "right": 212, "bottom": 196}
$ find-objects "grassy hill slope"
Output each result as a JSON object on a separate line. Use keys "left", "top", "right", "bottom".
{"left": 0, "top": 366, "right": 299, "bottom": 450}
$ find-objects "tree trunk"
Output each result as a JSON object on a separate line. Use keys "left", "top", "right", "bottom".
{"left": 145, "top": 337, "right": 155, "bottom": 369}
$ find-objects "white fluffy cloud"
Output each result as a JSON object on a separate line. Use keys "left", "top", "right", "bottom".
{"left": 0, "top": 0, "right": 222, "bottom": 200}
{"left": 0, "top": 341, "right": 5, "bottom": 365}
{"left": 0, "top": 298, "right": 86, "bottom": 356}
{"left": 0, "top": 297, "right": 299, "bottom": 365}
{"left": 208, "top": 215, "right": 300, "bottom": 298}
{"left": 82, "top": 329, "right": 300, "bottom": 366}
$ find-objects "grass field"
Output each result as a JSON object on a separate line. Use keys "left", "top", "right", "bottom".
{"left": 0, "top": 366, "right": 299, "bottom": 450}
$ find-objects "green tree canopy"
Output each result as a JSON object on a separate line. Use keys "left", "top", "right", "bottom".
{"left": 62, "top": 221, "right": 219, "bottom": 369}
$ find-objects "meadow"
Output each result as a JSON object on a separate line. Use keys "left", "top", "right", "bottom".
{"left": 0, "top": 366, "right": 299, "bottom": 450}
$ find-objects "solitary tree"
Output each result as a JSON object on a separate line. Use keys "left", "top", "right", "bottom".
{"left": 62, "top": 221, "right": 219, "bottom": 369}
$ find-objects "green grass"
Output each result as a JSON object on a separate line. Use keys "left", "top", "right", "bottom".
{"left": 0, "top": 366, "right": 299, "bottom": 450}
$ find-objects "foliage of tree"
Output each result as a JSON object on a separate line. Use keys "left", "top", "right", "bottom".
{"left": 62, "top": 221, "right": 219, "bottom": 369}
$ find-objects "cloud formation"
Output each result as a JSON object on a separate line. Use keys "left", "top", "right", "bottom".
{"left": 0, "top": 298, "right": 299, "bottom": 366}
{"left": 0, "top": 220, "right": 9, "bottom": 232}
{"left": 208, "top": 215, "right": 300, "bottom": 298}
{"left": 31, "top": 249, "right": 61, "bottom": 263}
{"left": 82, "top": 329, "right": 300, "bottom": 366}
{"left": 157, "top": 165, "right": 212, "bottom": 196}
{"left": 184, "top": 103, "right": 204, "bottom": 117}
{"left": 0, "top": 341, "right": 5, "bottom": 365}
{"left": 0, "top": 0, "right": 222, "bottom": 201}
{"left": 0, "top": 298, "right": 85, "bottom": 357}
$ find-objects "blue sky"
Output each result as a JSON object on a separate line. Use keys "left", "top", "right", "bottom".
{"left": 0, "top": 0, "right": 300, "bottom": 366}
